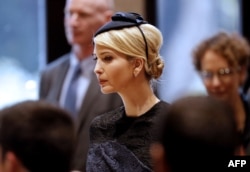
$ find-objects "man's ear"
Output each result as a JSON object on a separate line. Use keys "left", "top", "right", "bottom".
{"left": 133, "top": 58, "right": 144, "bottom": 77}
{"left": 104, "top": 10, "right": 114, "bottom": 22}
{"left": 4, "top": 152, "right": 27, "bottom": 172}
{"left": 150, "top": 143, "right": 170, "bottom": 172}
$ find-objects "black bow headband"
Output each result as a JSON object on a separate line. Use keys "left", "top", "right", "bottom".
{"left": 94, "top": 12, "right": 149, "bottom": 59}
{"left": 94, "top": 12, "right": 148, "bottom": 37}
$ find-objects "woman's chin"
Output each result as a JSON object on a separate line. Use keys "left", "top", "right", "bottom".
{"left": 101, "top": 88, "right": 114, "bottom": 94}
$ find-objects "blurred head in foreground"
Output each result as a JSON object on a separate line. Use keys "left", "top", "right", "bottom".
{"left": 0, "top": 100, "right": 75, "bottom": 172}
{"left": 151, "top": 95, "right": 242, "bottom": 172}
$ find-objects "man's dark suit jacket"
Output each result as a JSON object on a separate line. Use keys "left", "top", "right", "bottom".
{"left": 39, "top": 53, "right": 123, "bottom": 171}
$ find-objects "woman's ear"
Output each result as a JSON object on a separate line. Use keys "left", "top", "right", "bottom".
{"left": 133, "top": 58, "right": 144, "bottom": 77}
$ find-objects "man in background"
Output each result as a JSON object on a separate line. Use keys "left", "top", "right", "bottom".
{"left": 39, "top": 0, "right": 122, "bottom": 171}
{"left": 0, "top": 100, "right": 75, "bottom": 172}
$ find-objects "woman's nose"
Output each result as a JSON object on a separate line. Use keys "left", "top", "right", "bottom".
{"left": 94, "top": 61, "right": 102, "bottom": 74}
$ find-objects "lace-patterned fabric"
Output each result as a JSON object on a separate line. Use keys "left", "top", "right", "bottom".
{"left": 87, "top": 141, "right": 152, "bottom": 172}
{"left": 86, "top": 101, "right": 169, "bottom": 171}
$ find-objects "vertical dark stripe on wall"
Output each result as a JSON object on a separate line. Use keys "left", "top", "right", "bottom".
{"left": 46, "top": 0, "right": 70, "bottom": 63}
{"left": 242, "top": 0, "right": 250, "bottom": 43}
{"left": 241, "top": 0, "right": 250, "bottom": 94}
{"left": 145, "top": 0, "right": 156, "bottom": 26}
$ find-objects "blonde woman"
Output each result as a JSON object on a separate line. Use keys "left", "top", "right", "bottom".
{"left": 86, "top": 12, "right": 169, "bottom": 171}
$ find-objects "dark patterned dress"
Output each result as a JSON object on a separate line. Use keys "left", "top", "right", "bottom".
{"left": 86, "top": 101, "right": 169, "bottom": 172}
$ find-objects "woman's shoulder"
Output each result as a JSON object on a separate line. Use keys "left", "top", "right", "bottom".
{"left": 142, "top": 100, "right": 170, "bottom": 120}
{"left": 149, "top": 100, "right": 170, "bottom": 121}
{"left": 155, "top": 100, "right": 170, "bottom": 111}
{"left": 91, "top": 106, "right": 125, "bottom": 126}
{"left": 159, "top": 100, "right": 170, "bottom": 107}
{"left": 89, "top": 106, "right": 125, "bottom": 141}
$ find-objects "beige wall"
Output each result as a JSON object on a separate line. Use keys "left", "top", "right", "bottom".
{"left": 114, "top": 0, "right": 145, "bottom": 19}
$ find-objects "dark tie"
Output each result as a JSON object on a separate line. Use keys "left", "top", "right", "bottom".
{"left": 64, "top": 64, "right": 81, "bottom": 118}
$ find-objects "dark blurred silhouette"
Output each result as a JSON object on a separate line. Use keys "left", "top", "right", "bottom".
{"left": 0, "top": 100, "right": 75, "bottom": 172}
{"left": 151, "top": 95, "right": 243, "bottom": 172}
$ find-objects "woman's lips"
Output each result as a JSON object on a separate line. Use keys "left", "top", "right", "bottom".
{"left": 98, "top": 79, "right": 107, "bottom": 85}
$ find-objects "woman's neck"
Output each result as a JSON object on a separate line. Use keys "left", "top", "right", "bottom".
{"left": 120, "top": 85, "right": 160, "bottom": 117}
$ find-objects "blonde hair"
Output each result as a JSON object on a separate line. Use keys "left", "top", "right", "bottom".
{"left": 94, "top": 24, "right": 164, "bottom": 80}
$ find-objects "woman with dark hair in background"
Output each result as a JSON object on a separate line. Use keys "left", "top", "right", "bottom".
{"left": 192, "top": 31, "right": 250, "bottom": 154}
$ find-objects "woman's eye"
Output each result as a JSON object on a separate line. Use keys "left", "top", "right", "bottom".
{"left": 103, "top": 56, "right": 113, "bottom": 62}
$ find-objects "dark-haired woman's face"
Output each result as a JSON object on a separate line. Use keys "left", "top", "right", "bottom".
{"left": 200, "top": 50, "right": 241, "bottom": 102}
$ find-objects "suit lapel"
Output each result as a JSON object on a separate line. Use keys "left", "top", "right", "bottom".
{"left": 55, "top": 58, "right": 70, "bottom": 101}
{"left": 76, "top": 72, "right": 100, "bottom": 130}
{"left": 56, "top": 59, "right": 69, "bottom": 100}
{"left": 44, "top": 54, "right": 70, "bottom": 104}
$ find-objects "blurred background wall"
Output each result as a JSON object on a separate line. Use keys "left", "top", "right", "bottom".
{"left": 0, "top": 0, "right": 249, "bottom": 108}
